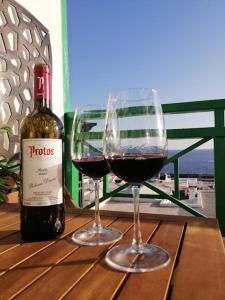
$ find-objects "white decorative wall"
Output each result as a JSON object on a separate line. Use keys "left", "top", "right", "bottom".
{"left": 17, "top": 0, "right": 65, "bottom": 118}
{"left": 0, "top": 0, "right": 66, "bottom": 158}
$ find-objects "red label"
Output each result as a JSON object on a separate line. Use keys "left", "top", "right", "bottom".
{"left": 27, "top": 145, "right": 54, "bottom": 158}
{"left": 34, "top": 72, "right": 51, "bottom": 100}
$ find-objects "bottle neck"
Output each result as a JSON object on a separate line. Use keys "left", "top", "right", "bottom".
{"left": 34, "top": 98, "right": 52, "bottom": 111}
{"left": 34, "top": 69, "right": 52, "bottom": 111}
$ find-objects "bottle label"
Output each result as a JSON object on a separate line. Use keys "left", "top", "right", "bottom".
{"left": 22, "top": 139, "right": 63, "bottom": 206}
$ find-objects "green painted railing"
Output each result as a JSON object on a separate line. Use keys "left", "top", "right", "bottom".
{"left": 64, "top": 99, "right": 225, "bottom": 235}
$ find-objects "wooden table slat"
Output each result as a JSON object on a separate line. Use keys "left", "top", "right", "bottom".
{"left": 62, "top": 219, "right": 159, "bottom": 300}
{"left": 0, "top": 210, "right": 7, "bottom": 216}
{"left": 0, "top": 221, "right": 19, "bottom": 239}
{"left": 116, "top": 222, "right": 184, "bottom": 300}
{"left": 171, "top": 220, "right": 225, "bottom": 300}
{"left": 0, "top": 205, "right": 224, "bottom": 300}
{"left": 0, "top": 215, "right": 75, "bottom": 256}
{"left": 0, "top": 216, "right": 116, "bottom": 299}
{"left": 0, "top": 215, "right": 78, "bottom": 255}
{"left": 0, "top": 232, "right": 21, "bottom": 256}
{"left": 0, "top": 211, "right": 19, "bottom": 229}
{"left": 14, "top": 218, "right": 135, "bottom": 300}
{"left": 0, "top": 214, "right": 101, "bottom": 276}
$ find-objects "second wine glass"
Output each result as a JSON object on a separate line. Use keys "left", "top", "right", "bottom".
{"left": 71, "top": 106, "right": 122, "bottom": 246}
{"left": 104, "top": 88, "right": 170, "bottom": 272}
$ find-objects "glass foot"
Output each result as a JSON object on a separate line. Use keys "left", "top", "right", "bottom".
{"left": 71, "top": 226, "right": 123, "bottom": 246}
{"left": 105, "top": 243, "right": 170, "bottom": 272}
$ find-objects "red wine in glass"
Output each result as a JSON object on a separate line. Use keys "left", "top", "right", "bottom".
{"left": 72, "top": 157, "right": 109, "bottom": 179}
{"left": 107, "top": 155, "right": 166, "bottom": 183}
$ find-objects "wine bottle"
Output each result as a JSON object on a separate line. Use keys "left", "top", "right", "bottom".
{"left": 20, "top": 63, "right": 65, "bottom": 240}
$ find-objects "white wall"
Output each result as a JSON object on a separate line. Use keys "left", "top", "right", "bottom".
{"left": 17, "top": 0, "right": 65, "bottom": 118}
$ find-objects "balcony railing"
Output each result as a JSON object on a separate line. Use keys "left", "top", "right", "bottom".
{"left": 64, "top": 98, "right": 225, "bottom": 235}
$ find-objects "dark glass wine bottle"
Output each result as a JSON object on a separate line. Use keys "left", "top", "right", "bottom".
{"left": 20, "top": 63, "right": 65, "bottom": 240}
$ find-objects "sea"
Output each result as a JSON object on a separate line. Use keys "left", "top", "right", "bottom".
{"left": 162, "top": 149, "right": 214, "bottom": 176}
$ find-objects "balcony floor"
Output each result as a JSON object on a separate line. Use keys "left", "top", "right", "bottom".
{"left": 99, "top": 189, "right": 215, "bottom": 218}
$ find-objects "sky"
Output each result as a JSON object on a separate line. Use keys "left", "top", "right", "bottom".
{"left": 67, "top": 0, "right": 225, "bottom": 148}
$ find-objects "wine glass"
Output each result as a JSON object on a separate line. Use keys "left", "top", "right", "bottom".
{"left": 104, "top": 88, "right": 170, "bottom": 272}
{"left": 70, "top": 106, "right": 123, "bottom": 246}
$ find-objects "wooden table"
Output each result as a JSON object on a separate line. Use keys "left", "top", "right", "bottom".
{"left": 0, "top": 204, "right": 224, "bottom": 300}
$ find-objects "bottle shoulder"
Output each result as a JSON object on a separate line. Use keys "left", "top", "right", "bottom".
{"left": 20, "top": 110, "right": 64, "bottom": 139}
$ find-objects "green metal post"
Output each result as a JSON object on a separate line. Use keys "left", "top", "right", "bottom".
{"left": 64, "top": 113, "right": 80, "bottom": 207}
{"left": 174, "top": 159, "right": 180, "bottom": 199}
{"left": 214, "top": 109, "right": 225, "bottom": 235}
{"left": 103, "top": 176, "right": 109, "bottom": 197}
{"left": 61, "top": 0, "right": 70, "bottom": 112}
{"left": 61, "top": 1, "right": 79, "bottom": 206}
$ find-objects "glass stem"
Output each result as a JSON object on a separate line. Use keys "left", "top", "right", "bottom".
{"left": 93, "top": 179, "right": 102, "bottom": 231}
{"left": 131, "top": 185, "right": 143, "bottom": 252}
